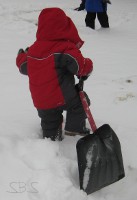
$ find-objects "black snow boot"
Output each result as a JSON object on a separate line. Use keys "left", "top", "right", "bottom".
{"left": 65, "top": 127, "right": 90, "bottom": 136}
{"left": 43, "top": 125, "right": 63, "bottom": 141}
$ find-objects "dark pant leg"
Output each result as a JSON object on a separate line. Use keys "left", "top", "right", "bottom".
{"left": 85, "top": 12, "right": 96, "bottom": 29}
{"left": 97, "top": 12, "right": 109, "bottom": 28}
{"left": 64, "top": 96, "right": 87, "bottom": 133}
{"left": 37, "top": 109, "right": 63, "bottom": 139}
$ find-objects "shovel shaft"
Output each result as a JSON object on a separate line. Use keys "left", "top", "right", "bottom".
{"left": 79, "top": 91, "right": 97, "bottom": 132}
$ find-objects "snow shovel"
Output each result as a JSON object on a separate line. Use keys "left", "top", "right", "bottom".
{"left": 76, "top": 78, "right": 125, "bottom": 195}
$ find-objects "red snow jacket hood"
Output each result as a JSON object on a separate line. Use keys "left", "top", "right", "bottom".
{"left": 36, "top": 7, "right": 84, "bottom": 49}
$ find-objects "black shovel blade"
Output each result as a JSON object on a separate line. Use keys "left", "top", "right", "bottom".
{"left": 76, "top": 124, "right": 125, "bottom": 195}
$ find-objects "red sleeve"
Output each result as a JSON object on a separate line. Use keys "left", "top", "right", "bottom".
{"left": 69, "top": 48, "right": 93, "bottom": 77}
{"left": 77, "top": 57, "right": 93, "bottom": 77}
{"left": 16, "top": 52, "right": 27, "bottom": 69}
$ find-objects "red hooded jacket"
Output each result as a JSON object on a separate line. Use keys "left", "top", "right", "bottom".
{"left": 16, "top": 8, "right": 93, "bottom": 109}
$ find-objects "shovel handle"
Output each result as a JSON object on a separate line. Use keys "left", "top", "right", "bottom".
{"left": 78, "top": 78, "right": 97, "bottom": 132}
{"left": 77, "top": 78, "right": 84, "bottom": 91}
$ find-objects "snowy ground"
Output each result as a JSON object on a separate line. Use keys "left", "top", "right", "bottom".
{"left": 0, "top": 0, "right": 137, "bottom": 199}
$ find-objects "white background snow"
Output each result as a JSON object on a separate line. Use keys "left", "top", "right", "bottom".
{"left": 0, "top": 0, "right": 137, "bottom": 199}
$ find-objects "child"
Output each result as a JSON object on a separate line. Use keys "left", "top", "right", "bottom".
{"left": 16, "top": 8, "right": 93, "bottom": 141}
{"left": 85, "top": 0, "right": 110, "bottom": 29}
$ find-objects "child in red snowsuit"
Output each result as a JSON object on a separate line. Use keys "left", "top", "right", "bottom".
{"left": 16, "top": 8, "right": 93, "bottom": 141}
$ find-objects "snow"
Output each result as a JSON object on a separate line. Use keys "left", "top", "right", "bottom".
{"left": 83, "top": 145, "right": 95, "bottom": 190}
{"left": 0, "top": 0, "right": 137, "bottom": 199}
